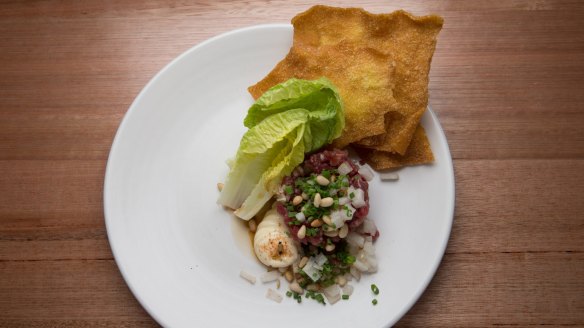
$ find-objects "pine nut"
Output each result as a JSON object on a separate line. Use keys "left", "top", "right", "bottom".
{"left": 324, "top": 230, "right": 338, "bottom": 237}
{"left": 322, "top": 215, "right": 333, "bottom": 226}
{"left": 248, "top": 219, "right": 257, "bottom": 232}
{"left": 301, "top": 192, "right": 308, "bottom": 200}
{"left": 323, "top": 224, "right": 334, "bottom": 232}
{"left": 313, "top": 193, "right": 321, "bottom": 207}
{"left": 285, "top": 270, "right": 294, "bottom": 282}
{"left": 311, "top": 219, "right": 323, "bottom": 227}
{"left": 316, "top": 175, "right": 330, "bottom": 186}
{"left": 306, "top": 284, "right": 319, "bottom": 291}
{"left": 292, "top": 195, "right": 303, "bottom": 206}
{"left": 325, "top": 243, "right": 336, "bottom": 252}
{"left": 290, "top": 281, "right": 304, "bottom": 294}
{"left": 297, "top": 225, "right": 306, "bottom": 239}
{"left": 299, "top": 256, "right": 308, "bottom": 268}
{"left": 320, "top": 197, "right": 334, "bottom": 207}
{"left": 339, "top": 224, "right": 349, "bottom": 238}
{"left": 336, "top": 275, "right": 347, "bottom": 287}
{"left": 217, "top": 182, "right": 224, "bottom": 191}
{"left": 331, "top": 175, "right": 337, "bottom": 182}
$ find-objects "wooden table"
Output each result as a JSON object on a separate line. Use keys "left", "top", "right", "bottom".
{"left": 1, "top": 1, "right": 583, "bottom": 327}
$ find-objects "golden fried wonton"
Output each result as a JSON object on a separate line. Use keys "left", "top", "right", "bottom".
{"left": 355, "top": 125, "right": 434, "bottom": 170}
{"left": 248, "top": 5, "right": 442, "bottom": 168}
{"left": 249, "top": 43, "right": 397, "bottom": 148}
{"left": 290, "top": 5, "right": 443, "bottom": 155}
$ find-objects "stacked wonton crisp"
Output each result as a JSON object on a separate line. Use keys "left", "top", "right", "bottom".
{"left": 248, "top": 5, "right": 443, "bottom": 170}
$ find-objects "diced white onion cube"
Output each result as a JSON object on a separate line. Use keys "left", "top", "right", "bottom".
{"left": 349, "top": 187, "right": 366, "bottom": 208}
{"left": 295, "top": 212, "right": 306, "bottom": 222}
{"left": 265, "top": 288, "right": 283, "bottom": 303}
{"left": 353, "top": 259, "right": 369, "bottom": 272}
{"left": 325, "top": 292, "right": 341, "bottom": 305}
{"left": 358, "top": 165, "right": 374, "bottom": 181}
{"left": 338, "top": 162, "right": 353, "bottom": 175}
{"left": 361, "top": 219, "right": 377, "bottom": 235}
{"left": 324, "top": 284, "right": 341, "bottom": 299}
{"left": 379, "top": 172, "right": 399, "bottom": 181}
{"left": 346, "top": 232, "right": 365, "bottom": 248}
{"left": 341, "top": 284, "right": 354, "bottom": 296}
{"left": 314, "top": 253, "right": 328, "bottom": 267}
{"left": 260, "top": 270, "right": 281, "bottom": 283}
{"left": 240, "top": 270, "right": 256, "bottom": 284}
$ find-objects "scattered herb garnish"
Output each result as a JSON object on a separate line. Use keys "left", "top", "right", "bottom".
{"left": 371, "top": 284, "right": 379, "bottom": 295}
{"left": 305, "top": 291, "right": 326, "bottom": 305}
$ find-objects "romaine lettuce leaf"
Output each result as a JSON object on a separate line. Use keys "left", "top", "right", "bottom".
{"left": 218, "top": 78, "right": 344, "bottom": 220}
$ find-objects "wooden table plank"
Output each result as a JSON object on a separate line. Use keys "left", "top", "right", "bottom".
{"left": 0, "top": 253, "right": 581, "bottom": 327}
{"left": 397, "top": 252, "right": 584, "bottom": 327}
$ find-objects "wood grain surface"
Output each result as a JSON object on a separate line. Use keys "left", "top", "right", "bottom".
{"left": 1, "top": 0, "right": 583, "bottom": 327}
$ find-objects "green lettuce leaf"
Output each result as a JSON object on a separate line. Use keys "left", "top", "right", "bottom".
{"left": 218, "top": 78, "right": 344, "bottom": 220}
{"left": 244, "top": 77, "right": 344, "bottom": 151}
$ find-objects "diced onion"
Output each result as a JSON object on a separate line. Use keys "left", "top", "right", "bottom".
{"left": 342, "top": 284, "right": 354, "bottom": 296}
{"left": 338, "top": 161, "right": 353, "bottom": 175}
{"left": 358, "top": 165, "right": 374, "bottom": 181}
{"left": 240, "top": 270, "right": 256, "bottom": 284}
{"left": 379, "top": 172, "right": 399, "bottom": 181}
{"left": 338, "top": 197, "right": 350, "bottom": 205}
{"left": 350, "top": 266, "right": 361, "bottom": 281}
{"left": 330, "top": 210, "right": 345, "bottom": 228}
{"left": 260, "top": 270, "right": 281, "bottom": 283}
{"left": 353, "top": 259, "right": 369, "bottom": 272}
{"left": 324, "top": 284, "right": 341, "bottom": 298}
{"left": 302, "top": 260, "right": 321, "bottom": 282}
{"left": 363, "top": 240, "right": 375, "bottom": 256}
{"left": 349, "top": 187, "right": 366, "bottom": 208}
{"left": 265, "top": 288, "right": 283, "bottom": 303}
{"left": 361, "top": 219, "right": 378, "bottom": 235}
{"left": 302, "top": 253, "right": 328, "bottom": 282}
{"left": 295, "top": 212, "right": 306, "bottom": 222}
{"left": 367, "top": 256, "right": 378, "bottom": 273}
{"left": 346, "top": 232, "right": 365, "bottom": 248}
{"left": 325, "top": 292, "right": 341, "bottom": 305}
{"left": 337, "top": 162, "right": 353, "bottom": 175}
{"left": 324, "top": 284, "right": 341, "bottom": 304}
{"left": 314, "top": 253, "right": 328, "bottom": 267}
{"left": 344, "top": 273, "right": 353, "bottom": 281}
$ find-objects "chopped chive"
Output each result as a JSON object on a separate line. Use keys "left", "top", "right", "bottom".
{"left": 342, "top": 294, "right": 349, "bottom": 300}
{"left": 284, "top": 185, "right": 293, "bottom": 195}
{"left": 286, "top": 291, "right": 292, "bottom": 297}
{"left": 372, "top": 299, "right": 378, "bottom": 305}
{"left": 371, "top": 284, "right": 379, "bottom": 295}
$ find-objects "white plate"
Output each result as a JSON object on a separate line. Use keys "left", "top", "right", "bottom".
{"left": 104, "top": 24, "right": 454, "bottom": 328}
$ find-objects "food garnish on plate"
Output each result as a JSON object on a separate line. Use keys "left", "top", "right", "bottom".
{"left": 249, "top": 5, "right": 443, "bottom": 169}
{"left": 218, "top": 5, "right": 443, "bottom": 304}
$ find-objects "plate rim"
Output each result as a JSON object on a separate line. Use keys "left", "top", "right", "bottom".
{"left": 103, "top": 23, "right": 455, "bottom": 328}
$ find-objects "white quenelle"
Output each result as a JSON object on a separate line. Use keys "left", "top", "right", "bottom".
{"left": 254, "top": 207, "right": 299, "bottom": 268}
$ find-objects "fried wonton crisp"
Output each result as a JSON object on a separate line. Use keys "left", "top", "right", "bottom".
{"left": 249, "top": 41, "right": 397, "bottom": 149}
{"left": 290, "top": 5, "right": 443, "bottom": 155}
{"left": 355, "top": 125, "right": 434, "bottom": 170}
{"left": 249, "top": 5, "right": 442, "bottom": 169}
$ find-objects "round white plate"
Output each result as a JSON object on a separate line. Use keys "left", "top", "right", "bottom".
{"left": 104, "top": 24, "right": 454, "bottom": 328}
